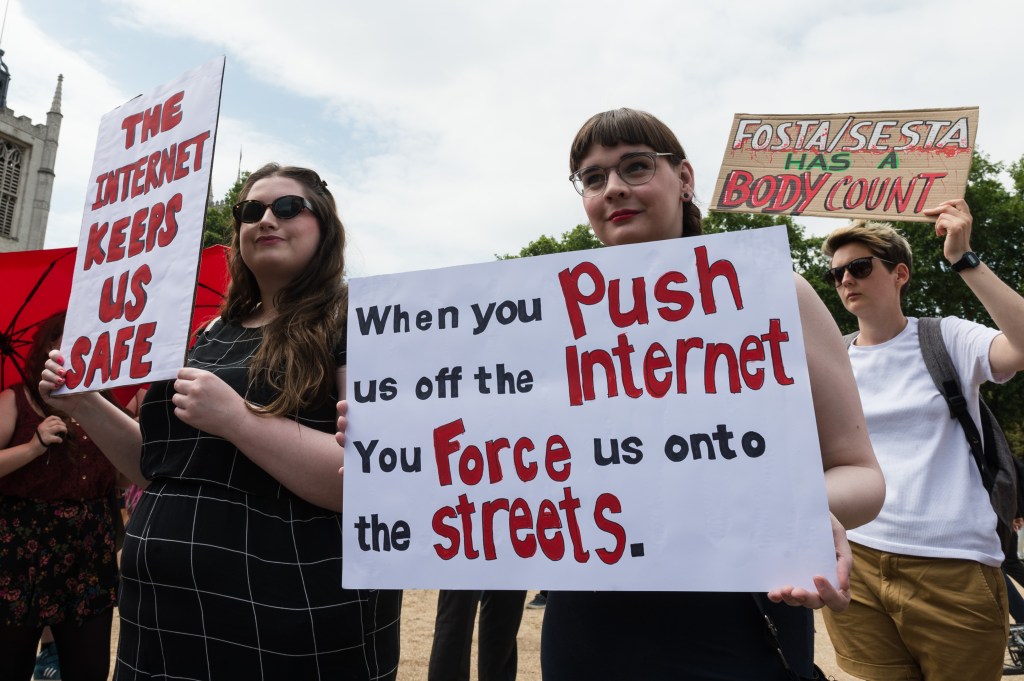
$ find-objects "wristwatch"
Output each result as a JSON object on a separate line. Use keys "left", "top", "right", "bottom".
{"left": 951, "top": 251, "right": 981, "bottom": 272}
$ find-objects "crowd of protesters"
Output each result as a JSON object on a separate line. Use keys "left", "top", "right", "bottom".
{"left": 4, "top": 107, "right": 1022, "bottom": 681}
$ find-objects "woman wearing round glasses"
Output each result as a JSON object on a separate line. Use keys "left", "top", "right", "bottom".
{"left": 540, "top": 108, "right": 884, "bottom": 680}
{"left": 40, "top": 164, "right": 401, "bottom": 680}
{"left": 820, "top": 213, "right": 1024, "bottom": 680}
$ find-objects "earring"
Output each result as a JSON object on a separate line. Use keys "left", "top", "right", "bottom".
{"left": 681, "top": 191, "right": 692, "bottom": 201}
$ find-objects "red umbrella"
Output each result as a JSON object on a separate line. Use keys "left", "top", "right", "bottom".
{"left": 192, "top": 244, "right": 231, "bottom": 339}
{"left": 0, "top": 244, "right": 230, "bottom": 394}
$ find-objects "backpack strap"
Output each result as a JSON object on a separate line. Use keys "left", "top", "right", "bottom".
{"left": 751, "top": 593, "right": 795, "bottom": 675}
{"left": 917, "top": 317, "right": 994, "bottom": 491}
{"left": 750, "top": 594, "right": 821, "bottom": 680}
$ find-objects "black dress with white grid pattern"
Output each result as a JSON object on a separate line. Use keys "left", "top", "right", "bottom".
{"left": 115, "top": 320, "right": 400, "bottom": 681}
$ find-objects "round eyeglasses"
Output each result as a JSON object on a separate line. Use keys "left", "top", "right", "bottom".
{"left": 233, "top": 195, "right": 314, "bottom": 224}
{"left": 570, "top": 152, "right": 676, "bottom": 197}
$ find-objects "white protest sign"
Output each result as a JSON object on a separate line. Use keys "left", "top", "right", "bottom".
{"left": 57, "top": 56, "right": 224, "bottom": 394}
{"left": 344, "top": 226, "right": 835, "bottom": 592}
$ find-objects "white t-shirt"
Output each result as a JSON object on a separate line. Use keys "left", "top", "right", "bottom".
{"left": 847, "top": 316, "right": 1013, "bottom": 567}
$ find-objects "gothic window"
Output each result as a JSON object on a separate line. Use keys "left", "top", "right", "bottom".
{"left": 0, "top": 139, "right": 22, "bottom": 238}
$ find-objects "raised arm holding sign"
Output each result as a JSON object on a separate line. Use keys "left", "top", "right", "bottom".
{"left": 820, "top": 202, "right": 1024, "bottom": 679}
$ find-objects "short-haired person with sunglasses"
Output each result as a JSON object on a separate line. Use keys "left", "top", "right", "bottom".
{"left": 40, "top": 163, "right": 401, "bottom": 680}
{"left": 538, "top": 108, "right": 884, "bottom": 681}
{"left": 820, "top": 202, "right": 1024, "bottom": 680}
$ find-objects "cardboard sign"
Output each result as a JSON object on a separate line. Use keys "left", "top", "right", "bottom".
{"left": 57, "top": 57, "right": 224, "bottom": 394}
{"left": 343, "top": 226, "right": 835, "bottom": 592}
{"left": 712, "top": 107, "right": 977, "bottom": 221}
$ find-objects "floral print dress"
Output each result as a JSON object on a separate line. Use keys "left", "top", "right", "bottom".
{"left": 0, "top": 386, "right": 118, "bottom": 627}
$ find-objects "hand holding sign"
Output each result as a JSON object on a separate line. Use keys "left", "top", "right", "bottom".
{"left": 923, "top": 198, "right": 974, "bottom": 264}
{"left": 171, "top": 367, "right": 248, "bottom": 438}
{"left": 40, "top": 350, "right": 86, "bottom": 414}
{"left": 767, "top": 512, "right": 852, "bottom": 612}
{"left": 58, "top": 57, "right": 224, "bottom": 396}
{"left": 336, "top": 400, "right": 348, "bottom": 449}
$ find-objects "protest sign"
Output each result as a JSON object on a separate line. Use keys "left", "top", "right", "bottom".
{"left": 56, "top": 57, "right": 224, "bottom": 394}
{"left": 343, "top": 226, "right": 835, "bottom": 592}
{"left": 712, "top": 107, "right": 977, "bottom": 221}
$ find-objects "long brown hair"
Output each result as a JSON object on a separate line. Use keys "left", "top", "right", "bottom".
{"left": 221, "top": 163, "right": 347, "bottom": 416}
{"left": 570, "top": 108, "right": 702, "bottom": 238}
{"left": 24, "top": 312, "right": 67, "bottom": 418}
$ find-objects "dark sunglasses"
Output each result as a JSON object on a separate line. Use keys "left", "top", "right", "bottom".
{"left": 232, "top": 195, "right": 314, "bottom": 223}
{"left": 823, "top": 256, "right": 896, "bottom": 288}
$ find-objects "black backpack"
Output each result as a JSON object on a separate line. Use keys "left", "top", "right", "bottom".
{"left": 845, "top": 317, "right": 1018, "bottom": 554}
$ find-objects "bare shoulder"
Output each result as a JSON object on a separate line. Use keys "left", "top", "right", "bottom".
{"left": 0, "top": 388, "right": 18, "bottom": 439}
{"left": 792, "top": 272, "right": 820, "bottom": 306}
{"left": 792, "top": 273, "right": 840, "bottom": 339}
{"left": 0, "top": 388, "right": 15, "bottom": 411}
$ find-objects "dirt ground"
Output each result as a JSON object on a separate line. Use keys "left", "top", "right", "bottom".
{"left": 392, "top": 590, "right": 857, "bottom": 681}
{"left": 105, "top": 588, "right": 1020, "bottom": 680}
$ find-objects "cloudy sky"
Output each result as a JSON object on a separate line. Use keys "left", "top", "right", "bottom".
{"left": 7, "top": 0, "right": 1023, "bottom": 277}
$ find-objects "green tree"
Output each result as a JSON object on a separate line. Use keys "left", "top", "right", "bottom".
{"left": 704, "top": 210, "right": 826, "bottom": 278}
{"left": 497, "top": 223, "right": 602, "bottom": 259}
{"left": 203, "top": 172, "right": 249, "bottom": 247}
{"left": 704, "top": 211, "right": 846, "bottom": 329}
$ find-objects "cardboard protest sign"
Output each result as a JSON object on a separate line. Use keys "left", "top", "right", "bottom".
{"left": 56, "top": 57, "right": 224, "bottom": 395}
{"left": 343, "top": 226, "right": 835, "bottom": 592}
{"left": 712, "top": 107, "right": 977, "bottom": 222}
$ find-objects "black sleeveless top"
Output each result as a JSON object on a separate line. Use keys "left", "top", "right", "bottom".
{"left": 541, "top": 590, "right": 812, "bottom": 680}
{"left": 139, "top": 319, "right": 342, "bottom": 504}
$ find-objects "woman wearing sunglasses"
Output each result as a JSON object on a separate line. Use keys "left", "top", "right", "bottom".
{"left": 40, "top": 164, "right": 401, "bottom": 680}
{"left": 821, "top": 210, "right": 1024, "bottom": 680}
{"left": 539, "top": 108, "right": 884, "bottom": 680}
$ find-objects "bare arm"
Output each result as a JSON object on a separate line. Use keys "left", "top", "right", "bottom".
{"left": 171, "top": 366, "right": 345, "bottom": 512}
{"left": 924, "top": 199, "right": 1024, "bottom": 375}
{"left": 0, "top": 389, "right": 67, "bottom": 478}
{"left": 768, "top": 275, "right": 885, "bottom": 612}
{"left": 40, "top": 351, "right": 146, "bottom": 485}
{"left": 796, "top": 273, "right": 884, "bottom": 529}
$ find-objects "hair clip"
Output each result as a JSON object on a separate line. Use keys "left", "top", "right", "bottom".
{"left": 309, "top": 172, "right": 330, "bottom": 193}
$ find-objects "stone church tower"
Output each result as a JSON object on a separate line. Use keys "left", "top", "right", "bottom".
{"left": 0, "top": 49, "right": 62, "bottom": 253}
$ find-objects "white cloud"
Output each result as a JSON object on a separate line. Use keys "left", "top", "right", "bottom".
{"left": 12, "top": 0, "right": 1024, "bottom": 275}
